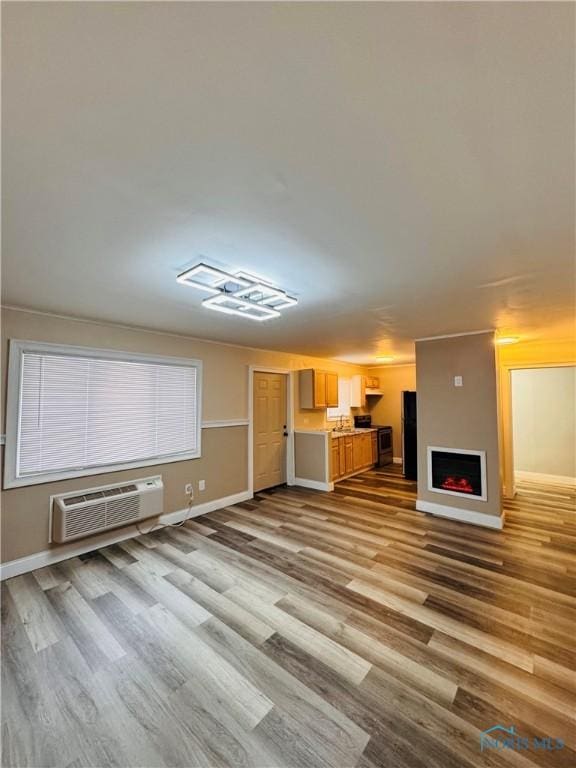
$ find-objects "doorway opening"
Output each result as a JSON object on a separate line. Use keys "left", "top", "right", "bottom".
{"left": 250, "top": 369, "right": 292, "bottom": 493}
{"left": 511, "top": 365, "right": 576, "bottom": 487}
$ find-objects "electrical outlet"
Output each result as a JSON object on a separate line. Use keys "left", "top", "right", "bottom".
{"left": 185, "top": 483, "right": 193, "bottom": 495}
{"left": 454, "top": 376, "right": 463, "bottom": 387}
{"left": 198, "top": 480, "right": 206, "bottom": 492}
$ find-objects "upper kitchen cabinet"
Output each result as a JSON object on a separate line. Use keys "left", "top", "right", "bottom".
{"left": 325, "top": 372, "right": 339, "bottom": 406}
{"left": 299, "top": 369, "right": 339, "bottom": 408}
{"left": 350, "top": 375, "right": 365, "bottom": 407}
{"left": 350, "top": 375, "right": 383, "bottom": 407}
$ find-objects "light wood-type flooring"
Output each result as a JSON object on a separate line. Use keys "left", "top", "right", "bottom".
{"left": 2, "top": 467, "right": 575, "bottom": 767}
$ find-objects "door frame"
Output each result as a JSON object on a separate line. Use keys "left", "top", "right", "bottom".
{"left": 499, "top": 360, "right": 574, "bottom": 498}
{"left": 248, "top": 366, "right": 295, "bottom": 494}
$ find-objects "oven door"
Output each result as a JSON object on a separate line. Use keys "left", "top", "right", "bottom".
{"left": 378, "top": 429, "right": 392, "bottom": 453}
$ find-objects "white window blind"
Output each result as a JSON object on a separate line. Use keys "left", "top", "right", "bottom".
{"left": 6, "top": 343, "right": 202, "bottom": 487}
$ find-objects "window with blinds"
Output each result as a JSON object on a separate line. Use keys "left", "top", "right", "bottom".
{"left": 5, "top": 342, "right": 202, "bottom": 487}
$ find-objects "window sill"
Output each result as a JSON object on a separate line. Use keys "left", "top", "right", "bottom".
{"left": 3, "top": 451, "right": 201, "bottom": 490}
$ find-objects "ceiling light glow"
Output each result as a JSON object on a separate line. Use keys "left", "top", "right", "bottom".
{"left": 177, "top": 262, "right": 297, "bottom": 321}
{"left": 201, "top": 293, "right": 281, "bottom": 322}
{"left": 376, "top": 356, "right": 395, "bottom": 363}
{"left": 496, "top": 336, "right": 520, "bottom": 345}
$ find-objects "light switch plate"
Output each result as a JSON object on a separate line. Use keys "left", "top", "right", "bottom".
{"left": 454, "top": 376, "right": 463, "bottom": 387}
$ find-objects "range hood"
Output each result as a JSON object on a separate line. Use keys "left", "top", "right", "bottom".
{"left": 365, "top": 388, "right": 384, "bottom": 396}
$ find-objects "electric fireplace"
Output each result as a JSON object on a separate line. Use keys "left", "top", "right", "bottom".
{"left": 427, "top": 447, "right": 487, "bottom": 501}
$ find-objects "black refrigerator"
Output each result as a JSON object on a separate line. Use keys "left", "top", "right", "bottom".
{"left": 402, "top": 391, "right": 417, "bottom": 481}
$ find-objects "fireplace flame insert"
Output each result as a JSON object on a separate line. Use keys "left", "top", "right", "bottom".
{"left": 427, "top": 447, "right": 487, "bottom": 501}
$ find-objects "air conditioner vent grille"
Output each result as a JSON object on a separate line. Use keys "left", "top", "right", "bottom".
{"left": 63, "top": 483, "right": 138, "bottom": 506}
{"left": 65, "top": 502, "right": 106, "bottom": 538}
{"left": 106, "top": 495, "right": 140, "bottom": 527}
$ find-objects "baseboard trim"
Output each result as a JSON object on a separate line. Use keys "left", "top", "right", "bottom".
{"left": 416, "top": 499, "right": 504, "bottom": 530}
{"left": 0, "top": 490, "right": 252, "bottom": 581}
{"left": 502, "top": 484, "right": 517, "bottom": 499}
{"left": 515, "top": 470, "right": 576, "bottom": 487}
{"left": 393, "top": 457, "right": 402, "bottom": 465}
{"left": 293, "top": 477, "right": 334, "bottom": 492}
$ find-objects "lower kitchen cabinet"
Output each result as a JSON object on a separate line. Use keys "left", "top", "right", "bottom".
{"left": 331, "top": 432, "right": 375, "bottom": 481}
{"left": 331, "top": 439, "right": 340, "bottom": 481}
{"left": 362, "top": 433, "right": 373, "bottom": 467}
{"left": 343, "top": 436, "right": 353, "bottom": 474}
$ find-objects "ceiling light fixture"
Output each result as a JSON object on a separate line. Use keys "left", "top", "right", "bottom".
{"left": 177, "top": 262, "right": 298, "bottom": 322}
{"left": 495, "top": 336, "right": 520, "bottom": 345}
{"left": 376, "top": 356, "right": 395, "bottom": 363}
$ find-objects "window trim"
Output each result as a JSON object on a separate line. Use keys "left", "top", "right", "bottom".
{"left": 4, "top": 339, "right": 203, "bottom": 489}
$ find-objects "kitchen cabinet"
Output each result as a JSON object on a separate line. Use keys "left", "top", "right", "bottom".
{"left": 362, "top": 432, "right": 374, "bottom": 467}
{"left": 325, "top": 372, "right": 339, "bottom": 407}
{"left": 314, "top": 370, "right": 327, "bottom": 408}
{"left": 352, "top": 435, "right": 364, "bottom": 471}
{"left": 350, "top": 375, "right": 366, "bottom": 408}
{"left": 343, "top": 436, "right": 353, "bottom": 474}
{"left": 331, "top": 435, "right": 349, "bottom": 480}
{"left": 299, "top": 369, "right": 339, "bottom": 409}
{"left": 331, "top": 439, "right": 340, "bottom": 481}
{"left": 354, "top": 432, "right": 372, "bottom": 469}
{"left": 332, "top": 432, "right": 374, "bottom": 480}
{"left": 351, "top": 375, "right": 382, "bottom": 407}
{"left": 336, "top": 436, "right": 344, "bottom": 476}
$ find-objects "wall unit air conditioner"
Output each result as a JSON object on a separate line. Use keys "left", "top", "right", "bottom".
{"left": 52, "top": 476, "right": 163, "bottom": 543}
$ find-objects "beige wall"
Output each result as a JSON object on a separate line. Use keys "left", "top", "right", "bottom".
{"left": 366, "top": 365, "right": 416, "bottom": 458}
{"left": 0, "top": 426, "right": 247, "bottom": 561}
{"left": 416, "top": 332, "right": 501, "bottom": 518}
{"left": 1, "top": 307, "right": 365, "bottom": 563}
{"left": 294, "top": 433, "right": 329, "bottom": 482}
{"left": 512, "top": 366, "right": 576, "bottom": 478}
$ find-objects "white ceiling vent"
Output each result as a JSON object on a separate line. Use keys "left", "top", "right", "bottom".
{"left": 52, "top": 477, "right": 163, "bottom": 543}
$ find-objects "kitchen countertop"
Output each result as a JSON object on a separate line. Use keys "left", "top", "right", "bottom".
{"left": 330, "top": 428, "right": 377, "bottom": 438}
{"left": 293, "top": 428, "right": 378, "bottom": 438}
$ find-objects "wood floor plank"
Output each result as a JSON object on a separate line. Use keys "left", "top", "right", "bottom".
{"left": 45, "top": 582, "right": 126, "bottom": 667}
{"left": 225, "top": 585, "right": 372, "bottom": 685}
{"left": 166, "top": 678, "right": 278, "bottom": 767}
{"left": 139, "top": 603, "right": 274, "bottom": 730}
{"left": 347, "top": 577, "right": 535, "bottom": 671}
{"left": 195, "top": 616, "right": 370, "bottom": 768}
{"left": 2, "top": 469, "right": 574, "bottom": 768}
{"left": 163, "top": 571, "right": 275, "bottom": 645}
{"left": 261, "top": 633, "right": 474, "bottom": 768}
{"left": 6, "top": 573, "right": 65, "bottom": 652}
{"left": 122, "top": 560, "right": 212, "bottom": 628}
{"left": 277, "top": 592, "right": 458, "bottom": 706}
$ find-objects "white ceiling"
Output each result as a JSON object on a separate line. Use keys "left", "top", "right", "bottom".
{"left": 3, "top": 2, "right": 574, "bottom": 363}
